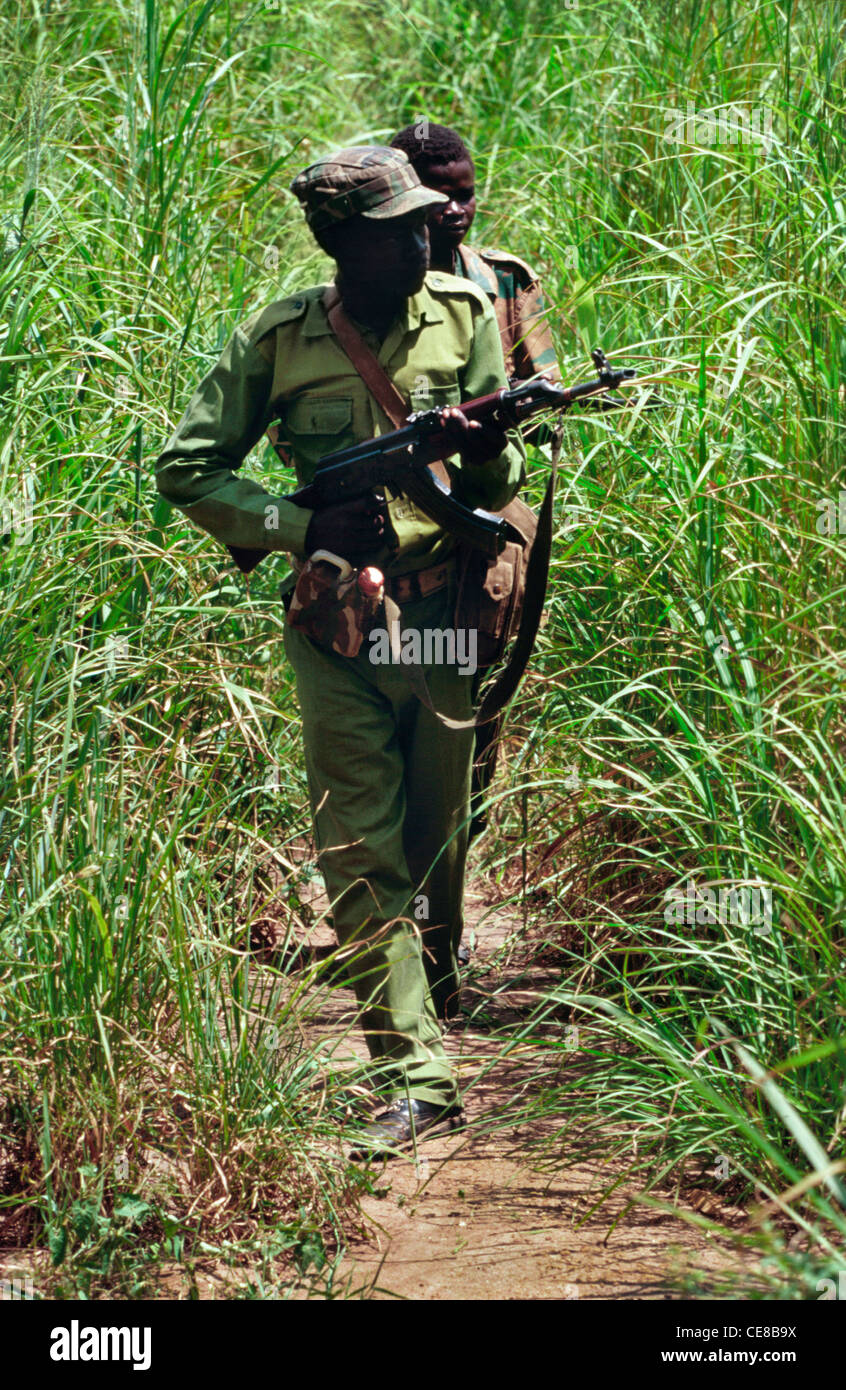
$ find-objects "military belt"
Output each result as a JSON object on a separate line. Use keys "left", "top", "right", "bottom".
{"left": 385, "top": 558, "right": 454, "bottom": 604}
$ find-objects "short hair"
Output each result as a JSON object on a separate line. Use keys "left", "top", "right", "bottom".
{"left": 390, "top": 122, "right": 472, "bottom": 175}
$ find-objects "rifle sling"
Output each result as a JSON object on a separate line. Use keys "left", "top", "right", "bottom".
{"left": 224, "top": 288, "right": 438, "bottom": 574}
{"left": 321, "top": 286, "right": 450, "bottom": 488}
{"left": 323, "top": 287, "right": 408, "bottom": 428}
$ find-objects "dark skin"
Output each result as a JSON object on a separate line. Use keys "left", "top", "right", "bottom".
{"left": 417, "top": 157, "right": 477, "bottom": 273}
{"left": 418, "top": 151, "right": 554, "bottom": 429}
{"left": 305, "top": 204, "right": 508, "bottom": 564}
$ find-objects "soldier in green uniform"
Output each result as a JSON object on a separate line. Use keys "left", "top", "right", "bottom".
{"left": 390, "top": 122, "right": 560, "bottom": 385}
{"left": 155, "top": 146, "right": 525, "bottom": 1153}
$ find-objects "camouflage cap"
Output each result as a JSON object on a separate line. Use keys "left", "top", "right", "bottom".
{"left": 290, "top": 145, "right": 447, "bottom": 232}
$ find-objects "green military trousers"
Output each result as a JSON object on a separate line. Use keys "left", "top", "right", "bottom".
{"left": 283, "top": 582, "right": 474, "bottom": 1106}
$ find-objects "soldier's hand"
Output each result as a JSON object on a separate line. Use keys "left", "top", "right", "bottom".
{"left": 305, "top": 495, "right": 389, "bottom": 565}
{"left": 437, "top": 406, "right": 509, "bottom": 467}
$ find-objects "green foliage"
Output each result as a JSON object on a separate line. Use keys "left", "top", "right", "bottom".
{"left": 1, "top": 0, "right": 845, "bottom": 1296}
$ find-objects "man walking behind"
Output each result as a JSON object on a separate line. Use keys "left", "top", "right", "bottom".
{"left": 156, "top": 146, "right": 525, "bottom": 1154}
{"left": 390, "top": 122, "right": 560, "bottom": 385}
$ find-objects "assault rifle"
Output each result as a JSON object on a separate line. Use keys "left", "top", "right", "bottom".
{"left": 228, "top": 349, "right": 649, "bottom": 572}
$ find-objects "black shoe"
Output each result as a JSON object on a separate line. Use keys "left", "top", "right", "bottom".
{"left": 348, "top": 1099, "right": 465, "bottom": 1159}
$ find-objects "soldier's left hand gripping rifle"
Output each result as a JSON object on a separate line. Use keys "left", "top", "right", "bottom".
{"left": 229, "top": 349, "right": 658, "bottom": 573}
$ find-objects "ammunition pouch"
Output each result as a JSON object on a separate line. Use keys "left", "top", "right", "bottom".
{"left": 453, "top": 495, "right": 538, "bottom": 670}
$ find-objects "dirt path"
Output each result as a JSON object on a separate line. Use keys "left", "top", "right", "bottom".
{"left": 297, "top": 886, "right": 750, "bottom": 1301}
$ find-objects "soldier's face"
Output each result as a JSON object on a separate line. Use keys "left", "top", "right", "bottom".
{"left": 334, "top": 210, "right": 430, "bottom": 299}
{"left": 420, "top": 159, "right": 476, "bottom": 258}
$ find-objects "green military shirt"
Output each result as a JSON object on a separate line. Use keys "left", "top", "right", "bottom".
{"left": 155, "top": 271, "right": 525, "bottom": 577}
{"left": 453, "top": 244, "right": 560, "bottom": 384}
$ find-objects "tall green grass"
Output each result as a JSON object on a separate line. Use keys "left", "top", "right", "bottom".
{"left": 457, "top": 0, "right": 846, "bottom": 1295}
{"left": 1, "top": 0, "right": 845, "bottom": 1296}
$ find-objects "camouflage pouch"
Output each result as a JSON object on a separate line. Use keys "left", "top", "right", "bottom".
{"left": 286, "top": 550, "right": 383, "bottom": 658}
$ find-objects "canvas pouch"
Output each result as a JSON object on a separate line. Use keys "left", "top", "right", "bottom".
{"left": 286, "top": 551, "right": 382, "bottom": 658}
{"left": 453, "top": 494, "right": 538, "bottom": 669}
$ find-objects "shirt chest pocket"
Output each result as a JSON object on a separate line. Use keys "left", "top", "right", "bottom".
{"left": 285, "top": 395, "right": 354, "bottom": 436}
{"left": 279, "top": 396, "right": 355, "bottom": 477}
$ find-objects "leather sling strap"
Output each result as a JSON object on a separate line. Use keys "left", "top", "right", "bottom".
{"left": 323, "top": 287, "right": 409, "bottom": 429}
{"left": 322, "top": 283, "right": 447, "bottom": 674}
{"left": 322, "top": 287, "right": 450, "bottom": 490}
{"left": 320, "top": 284, "right": 557, "bottom": 728}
